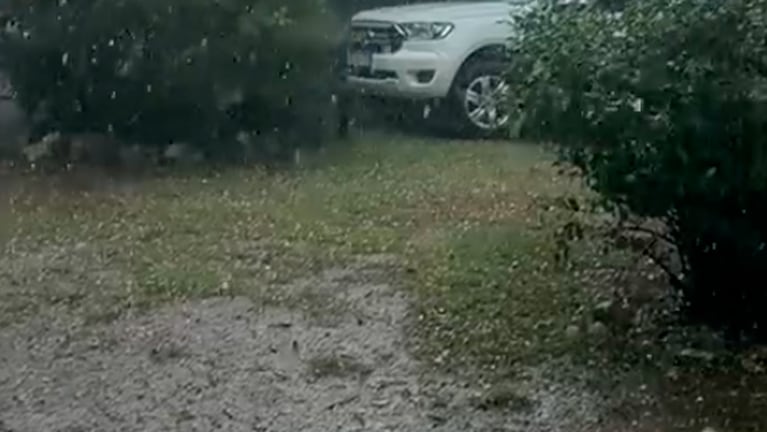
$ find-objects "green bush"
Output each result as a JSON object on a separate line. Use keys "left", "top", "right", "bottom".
{"left": 0, "top": 0, "right": 341, "bottom": 161}
{"left": 509, "top": 0, "right": 767, "bottom": 340}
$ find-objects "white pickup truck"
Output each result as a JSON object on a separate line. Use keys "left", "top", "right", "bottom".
{"left": 342, "top": 1, "right": 535, "bottom": 136}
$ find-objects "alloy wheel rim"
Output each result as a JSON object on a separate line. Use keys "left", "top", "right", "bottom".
{"left": 463, "top": 75, "right": 510, "bottom": 131}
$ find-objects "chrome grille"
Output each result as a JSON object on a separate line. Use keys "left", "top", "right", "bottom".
{"left": 348, "top": 21, "right": 405, "bottom": 55}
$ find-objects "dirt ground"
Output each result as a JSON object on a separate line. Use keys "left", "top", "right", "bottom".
{"left": 0, "top": 255, "right": 606, "bottom": 432}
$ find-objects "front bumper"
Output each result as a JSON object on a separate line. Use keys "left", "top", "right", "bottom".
{"left": 343, "top": 47, "right": 455, "bottom": 100}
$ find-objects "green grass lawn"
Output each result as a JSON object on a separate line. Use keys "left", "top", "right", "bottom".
{"left": 3, "top": 133, "right": 767, "bottom": 430}
{"left": 3, "top": 134, "right": 589, "bottom": 369}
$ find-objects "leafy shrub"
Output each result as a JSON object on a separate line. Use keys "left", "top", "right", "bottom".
{"left": 509, "top": 0, "right": 767, "bottom": 340}
{"left": 0, "top": 0, "right": 341, "bottom": 161}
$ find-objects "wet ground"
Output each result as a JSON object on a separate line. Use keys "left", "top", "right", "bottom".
{"left": 1, "top": 144, "right": 766, "bottom": 432}
{"left": 0, "top": 255, "right": 608, "bottom": 432}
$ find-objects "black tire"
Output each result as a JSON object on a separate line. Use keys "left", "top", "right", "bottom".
{"left": 444, "top": 59, "right": 510, "bottom": 139}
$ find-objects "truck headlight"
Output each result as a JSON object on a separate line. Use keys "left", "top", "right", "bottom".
{"left": 398, "top": 22, "right": 454, "bottom": 40}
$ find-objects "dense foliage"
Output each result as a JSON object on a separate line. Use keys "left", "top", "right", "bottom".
{"left": 509, "top": 0, "right": 767, "bottom": 340}
{"left": 0, "top": 0, "right": 341, "bottom": 160}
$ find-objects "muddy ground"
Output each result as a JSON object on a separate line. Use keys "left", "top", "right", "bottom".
{"left": 0, "top": 255, "right": 608, "bottom": 432}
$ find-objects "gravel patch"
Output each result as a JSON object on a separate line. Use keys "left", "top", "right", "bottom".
{"left": 0, "top": 256, "right": 605, "bottom": 432}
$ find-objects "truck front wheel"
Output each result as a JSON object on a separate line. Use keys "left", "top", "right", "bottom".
{"left": 447, "top": 59, "right": 511, "bottom": 138}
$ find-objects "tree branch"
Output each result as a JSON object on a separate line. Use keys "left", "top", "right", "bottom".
{"left": 620, "top": 224, "right": 676, "bottom": 245}
{"left": 639, "top": 237, "right": 688, "bottom": 293}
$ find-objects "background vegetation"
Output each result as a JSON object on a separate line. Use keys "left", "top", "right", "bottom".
{"left": 509, "top": 0, "right": 767, "bottom": 341}
{"left": 1, "top": 0, "right": 344, "bottom": 161}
